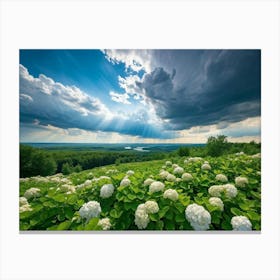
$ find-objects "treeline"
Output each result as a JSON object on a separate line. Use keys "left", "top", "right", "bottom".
{"left": 20, "top": 136, "right": 261, "bottom": 178}
{"left": 20, "top": 145, "right": 168, "bottom": 178}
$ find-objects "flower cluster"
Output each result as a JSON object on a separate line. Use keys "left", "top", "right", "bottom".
{"left": 134, "top": 204, "right": 150, "bottom": 229}
{"left": 185, "top": 203, "right": 211, "bottom": 230}
{"left": 126, "top": 170, "right": 135, "bottom": 176}
{"left": 19, "top": 204, "right": 33, "bottom": 213}
{"left": 144, "top": 178, "right": 154, "bottom": 186}
{"left": 166, "top": 173, "right": 176, "bottom": 182}
{"left": 215, "top": 174, "right": 228, "bottom": 183}
{"left": 60, "top": 184, "right": 76, "bottom": 194}
{"left": 173, "top": 166, "right": 184, "bottom": 175}
{"left": 98, "top": 218, "right": 111, "bottom": 230}
{"left": 144, "top": 201, "right": 159, "bottom": 214}
{"left": 201, "top": 163, "right": 211, "bottom": 171}
{"left": 235, "top": 176, "right": 249, "bottom": 187}
{"left": 209, "top": 197, "right": 224, "bottom": 211}
{"left": 163, "top": 189, "right": 179, "bottom": 201}
{"left": 79, "top": 201, "right": 101, "bottom": 222}
{"left": 208, "top": 184, "right": 238, "bottom": 198}
{"left": 24, "top": 188, "right": 41, "bottom": 199}
{"left": 100, "top": 184, "right": 115, "bottom": 198}
{"left": 165, "top": 161, "right": 172, "bottom": 166}
{"left": 159, "top": 170, "right": 169, "bottom": 179}
{"left": 231, "top": 216, "right": 252, "bottom": 231}
{"left": 182, "top": 173, "right": 193, "bottom": 182}
{"left": 149, "top": 181, "right": 165, "bottom": 193}
{"left": 19, "top": 197, "right": 28, "bottom": 206}
{"left": 120, "top": 178, "right": 131, "bottom": 187}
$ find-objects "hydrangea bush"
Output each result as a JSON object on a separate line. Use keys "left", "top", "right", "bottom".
{"left": 19, "top": 153, "right": 261, "bottom": 231}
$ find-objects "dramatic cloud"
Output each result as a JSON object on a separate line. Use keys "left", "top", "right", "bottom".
{"left": 135, "top": 50, "right": 260, "bottom": 130}
{"left": 19, "top": 64, "right": 173, "bottom": 139}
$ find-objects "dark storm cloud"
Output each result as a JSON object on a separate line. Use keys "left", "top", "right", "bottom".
{"left": 137, "top": 50, "right": 261, "bottom": 130}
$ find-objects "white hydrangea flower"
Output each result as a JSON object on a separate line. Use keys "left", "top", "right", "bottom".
{"left": 257, "top": 171, "right": 261, "bottom": 176}
{"left": 98, "top": 218, "right": 111, "bottom": 230}
{"left": 97, "top": 176, "right": 111, "bottom": 181}
{"left": 61, "top": 178, "right": 71, "bottom": 184}
{"left": 231, "top": 216, "right": 252, "bottom": 231}
{"left": 209, "top": 197, "right": 224, "bottom": 211}
{"left": 126, "top": 170, "right": 135, "bottom": 176}
{"left": 215, "top": 174, "right": 228, "bottom": 183}
{"left": 149, "top": 181, "right": 165, "bottom": 193}
{"left": 176, "top": 178, "right": 182, "bottom": 183}
{"left": 79, "top": 201, "right": 101, "bottom": 222}
{"left": 144, "top": 201, "right": 159, "bottom": 214}
{"left": 120, "top": 178, "right": 131, "bottom": 187}
{"left": 185, "top": 203, "right": 211, "bottom": 230}
{"left": 201, "top": 163, "right": 211, "bottom": 171}
{"left": 163, "top": 189, "right": 179, "bottom": 201}
{"left": 19, "top": 204, "right": 33, "bottom": 213}
{"left": 235, "top": 176, "right": 249, "bottom": 187}
{"left": 188, "top": 157, "right": 203, "bottom": 163}
{"left": 60, "top": 184, "right": 76, "bottom": 193}
{"left": 224, "top": 184, "right": 238, "bottom": 198}
{"left": 50, "top": 177, "right": 61, "bottom": 183}
{"left": 166, "top": 173, "right": 176, "bottom": 182}
{"left": 184, "top": 159, "right": 189, "bottom": 164}
{"left": 106, "top": 169, "right": 118, "bottom": 174}
{"left": 19, "top": 197, "right": 28, "bottom": 206}
{"left": 136, "top": 203, "right": 146, "bottom": 211}
{"left": 235, "top": 151, "right": 245, "bottom": 156}
{"left": 208, "top": 185, "right": 224, "bottom": 197}
{"left": 134, "top": 209, "right": 150, "bottom": 229}
{"left": 84, "top": 179, "right": 92, "bottom": 186}
{"left": 251, "top": 153, "right": 261, "bottom": 158}
{"left": 159, "top": 170, "right": 169, "bottom": 179}
{"left": 24, "top": 188, "right": 41, "bottom": 199}
{"left": 173, "top": 166, "right": 184, "bottom": 175}
{"left": 172, "top": 163, "right": 179, "bottom": 169}
{"left": 100, "top": 184, "right": 115, "bottom": 198}
{"left": 143, "top": 178, "right": 154, "bottom": 186}
{"left": 182, "top": 173, "right": 193, "bottom": 181}
{"left": 165, "top": 161, "right": 172, "bottom": 166}
{"left": 20, "top": 178, "right": 30, "bottom": 182}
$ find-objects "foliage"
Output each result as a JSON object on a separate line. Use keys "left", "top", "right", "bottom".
{"left": 206, "top": 135, "right": 229, "bottom": 157}
{"left": 178, "top": 146, "right": 190, "bottom": 157}
{"left": 19, "top": 152, "right": 261, "bottom": 231}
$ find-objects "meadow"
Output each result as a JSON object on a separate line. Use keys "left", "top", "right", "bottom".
{"left": 19, "top": 149, "right": 261, "bottom": 231}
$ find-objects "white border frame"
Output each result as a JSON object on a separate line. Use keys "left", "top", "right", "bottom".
{"left": 1, "top": 0, "right": 280, "bottom": 279}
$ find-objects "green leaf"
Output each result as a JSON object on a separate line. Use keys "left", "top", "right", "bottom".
{"left": 84, "top": 218, "right": 99, "bottom": 230}
{"left": 165, "top": 220, "right": 175, "bottom": 230}
{"left": 247, "top": 211, "right": 260, "bottom": 221}
{"left": 149, "top": 213, "right": 158, "bottom": 222}
{"left": 127, "top": 193, "right": 136, "bottom": 200}
{"left": 230, "top": 207, "right": 243, "bottom": 216}
{"left": 158, "top": 206, "right": 170, "bottom": 219}
{"left": 165, "top": 210, "right": 174, "bottom": 220}
{"left": 155, "top": 220, "right": 164, "bottom": 230}
{"left": 175, "top": 214, "right": 185, "bottom": 223}
{"left": 110, "top": 209, "right": 123, "bottom": 219}
{"left": 57, "top": 221, "right": 72, "bottom": 230}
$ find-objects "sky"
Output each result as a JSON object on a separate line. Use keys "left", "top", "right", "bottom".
{"left": 19, "top": 49, "right": 261, "bottom": 143}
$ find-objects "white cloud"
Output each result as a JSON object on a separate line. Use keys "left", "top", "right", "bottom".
{"left": 109, "top": 91, "right": 131, "bottom": 104}
{"left": 102, "top": 49, "right": 152, "bottom": 73}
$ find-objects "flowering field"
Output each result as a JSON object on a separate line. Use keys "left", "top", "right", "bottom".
{"left": 19, "top": 153, "right": 261, "bottom": 231}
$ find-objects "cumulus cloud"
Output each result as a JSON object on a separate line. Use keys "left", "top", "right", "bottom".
{"left": 19, "top": 64, "right": 173, "bottom": 139}
{"left": 109, "top": 91, "right": 131, "bottom": 104}
{"left": 102, "top": 49, "right": 152, "bottom": 73}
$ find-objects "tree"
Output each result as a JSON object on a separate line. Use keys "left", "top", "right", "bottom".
{"left": 177, "top": 146, "right": 190, "bottom": 157}
{"left": 206, "top": 135, "right": 228, "bottom": 157}
{"left": 62, "top": 162, "right": 72, "bottom": 175}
